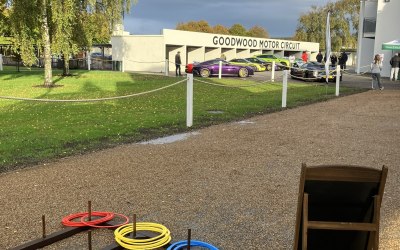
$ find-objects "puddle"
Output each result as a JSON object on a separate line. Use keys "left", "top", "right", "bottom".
{"left": 139, "top": 132, "right": 200, "bottom": 145}
{"left": 207, "top": 110, "right": 224, "bottom": 114}
{"left": 236, "top": 120, "right": 255, "bottom": 125}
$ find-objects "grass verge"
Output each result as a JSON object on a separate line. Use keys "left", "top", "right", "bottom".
{"left": 0, "top": 67, "right": 366, "bottom": 172}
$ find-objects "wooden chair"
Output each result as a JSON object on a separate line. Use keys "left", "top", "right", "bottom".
{"left": 293, "top": 163, "right": 388, "bottom": 250}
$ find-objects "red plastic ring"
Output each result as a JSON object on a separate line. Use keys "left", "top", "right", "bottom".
{"left": 62, "top": 211, "right": 114, "bottom": 227}
{"left": 80, "top": 212, "right": 130, "bottom": 228}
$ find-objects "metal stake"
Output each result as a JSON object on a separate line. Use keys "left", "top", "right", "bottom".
{"left": 88, "top": 200, "right": 92, "bottom": 221}
{"left": 187, "top": 228, "right": 191, "bottom": 250}
{"left": 133, "top": 214, "right": 136, "bottom": 238}
{"left": 88, "top": 230, "right": 92, "bottom": 250}
{"left": 42, "top": 215, "right": 46, "bottom": 239}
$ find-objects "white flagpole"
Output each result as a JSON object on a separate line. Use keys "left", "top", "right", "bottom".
{"left": 325, "top": 11, "right": 331, "bottom": 84}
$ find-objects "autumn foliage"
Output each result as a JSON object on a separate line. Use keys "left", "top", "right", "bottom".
{"left": 176, "top": 20, "right": 269, "bottom": 38}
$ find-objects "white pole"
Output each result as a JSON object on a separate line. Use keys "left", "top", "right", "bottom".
{"left": 335, "top": 65, "right": 340, "bottom": 96}
{"left": 165, "top": 59, "right": 169, "bottom": 76}
{"left": 356, "top": 0, "right": 365, "bottom": 74}
{"left": 87, "top": 51, "right": 91, "bottom": 71}
{"left": 271, "top": 61, "right": 275, "bottom": 82}
{"left": 0, "top": 54, "right": 3, "bottom": 71}
{"left": 121, "top": 59, "right": 125, "bottom": 72}
{"left": 282, "top": 70, "right": 288, "bottom": 108}
{"left": 186, "top": 74, "right": 194, "bottom": 127}
{"left": 218, "top": 61, "right": 222, "bottom": 79}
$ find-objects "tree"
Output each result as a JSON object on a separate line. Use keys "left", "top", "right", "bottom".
{"left": 212, "top": 24, "right": 229, "bottom": 35}
{"left": 293, "top": 0, "right": 359, "bottom": 51}
{"left": 229, "top": 24, "right": 247, "bottom": 36}
{"left": 176, "top": 20, "right": 213, "bottom": 33}
{"left": 247, "top": 25, "right": 269, "bottom": 38}
{"left": 0, "top": 0, "right": 11, "bottom": 36}
{"left": 8, "top": 0, "right": 135, "bottom": 86}
{"left": 176, "top": 21, "right": 270, "bottom": 39}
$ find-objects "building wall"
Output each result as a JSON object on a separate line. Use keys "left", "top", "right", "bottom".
{"left": 358, "top": 0, "right": 400, "bottom": 77}
{"left": 112, "top": 35, "right": 165, "bottom": 72}
{"left": 374, "top": 0, "right": 400, "bottom": 77}
{"left": 112, "top": 29, "right": 319, "bottom": 73}
{"left": 359, "top": 38, "right": 376, "bottom": 71}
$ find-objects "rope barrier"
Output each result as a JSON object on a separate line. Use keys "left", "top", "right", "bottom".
{"left": 194, "top": 78, "right": 269, "bottom": 88}
{"left": 0, "top": 62, "right": 377, "bottom": 104}
{"left": 125, "top": 58, "right": 166, "bottom": 64}
{"left": 114, "top": 222, "right": 171, "bottom": 249}
{"left": 0, "top": 79, "right": 186, "bottom": 103}
{"left": 167, "top": 240, "right": 219, "bottom": 250}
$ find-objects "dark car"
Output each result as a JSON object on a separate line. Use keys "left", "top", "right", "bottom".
{"left": 290, "top": 62, "right": 337, "bottom": 82}
{"left": 185, "top": 58, "right": 254, "bottom": 78}
{"left": 245, "top": 57, "right": 283, "bottom": 71}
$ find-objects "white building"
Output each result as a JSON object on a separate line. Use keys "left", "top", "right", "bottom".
{"left": 357, "top": 0, "right": 400, "bottom": 77}
{"left": 111, "top": 29, "right": 319, "bottom": 73}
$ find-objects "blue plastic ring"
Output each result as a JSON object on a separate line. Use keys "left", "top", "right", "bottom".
{"left": 167, "top": 239, "right": 219, "bottom": 250}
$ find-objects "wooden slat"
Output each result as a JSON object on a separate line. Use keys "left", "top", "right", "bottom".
{"left": 305, "top": 165, "right": 382, "bottom": 182}
{"left": 307, "top": 221, "right": 377, "bottom": 231}
{"left": 10, "top": 226, "right": 88, "bottom": 250}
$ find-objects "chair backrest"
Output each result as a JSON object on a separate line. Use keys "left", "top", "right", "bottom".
{"left": 293, "top": 164, "right": 388, "bottom": 250}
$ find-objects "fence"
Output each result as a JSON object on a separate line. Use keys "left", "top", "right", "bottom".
{"left": 1, "top": 56, "right": 122, "bottom": 71}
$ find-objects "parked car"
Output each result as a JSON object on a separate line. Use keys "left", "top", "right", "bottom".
{"left": 185, "top": 59, "right": 254, "bottom": 78}
{"left": 228, "top": 58, "right": 266, "bottom": 72}
{"left": 245, "top": 57, "right": 283, "bottom": 71}
{"left": 91, "top": 52, "right": 112, "bottom": 60}
{"left": 290, "top": 62, "right": 337, "bottom": 82}
{"left": 254, "top": 54, "right": 290, "bottom": 68}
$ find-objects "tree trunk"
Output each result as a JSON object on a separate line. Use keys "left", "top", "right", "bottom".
{"left": 42, "top": 0, "right": 53, "bottom": 86}
{"left": 62, "top": 54, "right": 70, "bottom": 76}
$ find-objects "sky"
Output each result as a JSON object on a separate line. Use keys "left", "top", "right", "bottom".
{"left": 123, "top": 0, "right": 337, "bottom": 38}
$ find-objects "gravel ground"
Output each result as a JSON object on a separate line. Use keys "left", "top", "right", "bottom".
{"left": 1, "top": 86, "right": 400, "bottom": 249}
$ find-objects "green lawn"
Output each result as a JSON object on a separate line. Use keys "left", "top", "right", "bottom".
{"left": 0, "top": 67, "right": 365, "bottom": 172}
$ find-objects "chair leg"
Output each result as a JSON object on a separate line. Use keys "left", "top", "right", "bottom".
{"left": 367, "top": 195, "right": 380, "bottom": 250}
{"left": 374, "top": 196, "right": 380, "bottom": 250}
{"left": 302, "top": 193, "right": 309, "bottom": 250}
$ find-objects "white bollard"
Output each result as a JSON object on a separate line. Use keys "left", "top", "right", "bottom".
{"left": 282, "top": 70, "right": 288, "bottom": 108}
{"left": 186, "top": 74, "right": 194, "bottom": 127}
{"left": 165, "top": 59, "right": 169, "bottom": 76}
{"left": 336, "top": 65, "right": 340, "bottom": 96}
{"left": 218, "top": 61, "right": 222, "bottom": 79}
{"left": 271, "top": 61, "right": 275, "bottom": 82}
{"left": 121, "top": 59, "right": 125, "bottom": 72}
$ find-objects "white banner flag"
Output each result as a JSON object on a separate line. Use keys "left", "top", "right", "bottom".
{"left": 325, "top": 12, "right": 331, "bottom": 83}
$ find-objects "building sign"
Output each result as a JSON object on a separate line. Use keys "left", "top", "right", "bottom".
{"left": 212, "top": 35, "right": 301, "bottom": 50}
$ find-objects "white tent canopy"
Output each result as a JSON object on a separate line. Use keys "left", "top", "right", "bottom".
{"left": 382, "top": 40, "right": 400, "bottom": 50}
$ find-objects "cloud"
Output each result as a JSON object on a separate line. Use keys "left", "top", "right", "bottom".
{"left": 125, "top": 0, "right": 336, "bottom": 37}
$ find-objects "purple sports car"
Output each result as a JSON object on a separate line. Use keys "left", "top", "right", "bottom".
{"left": 186, "top": 59, "right": 254, "bottom": 78}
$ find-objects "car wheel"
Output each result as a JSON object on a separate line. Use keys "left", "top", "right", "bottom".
{"left": 266, "top": 64, "right": 272, "bottom": 71}
{"left": 281, "top": 61, "right": 290, "bottom": 70}
{"left": 304, "top": 72, "right": 310, "bottom": 82}
{"left": 238, "top": 68, "right": 249, "bottom": 78}
{"left": 200, "top": 68, "right": 211, "bottom": 78}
